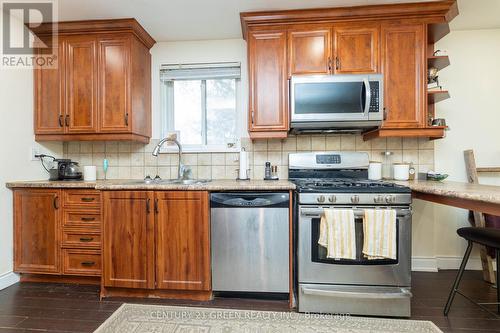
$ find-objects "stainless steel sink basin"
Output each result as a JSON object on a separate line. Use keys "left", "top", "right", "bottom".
{"left": 167, "top": 179, "right": 211, "bottom": 185}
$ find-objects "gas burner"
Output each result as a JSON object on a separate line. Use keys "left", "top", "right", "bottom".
{"left": 292, "top": 178, "right": 411, "bottom": 194}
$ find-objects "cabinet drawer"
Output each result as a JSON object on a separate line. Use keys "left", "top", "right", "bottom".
{"left": 63, "top": 249, "right": 101, "bottom": 276}
{"left": 64, "top": 210, "right": 101, "bottom": 229}
{"left": 64, "top": 190, "right": 101, "bottom": 208}
{"left": 62, "top": 230, "right": 101, "bottom": 249}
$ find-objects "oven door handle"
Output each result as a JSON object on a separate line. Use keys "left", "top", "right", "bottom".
{"left": 300, "top": 208, "right": 412, "bottom": 218}
{"left": 301, "top": 287, "right": 412, "bottom": 299}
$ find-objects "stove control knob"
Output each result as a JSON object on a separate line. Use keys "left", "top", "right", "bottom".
{"left": 374, "top": 195, "right": 384, "bottom": 203}
{"left": 317, "top": 195, "right": 326, "bottom": 203}
{"left": 328, "top": 195, "right": 337, "bottom": 203}
{"left": 351, "top": 195, "right": 360, "bottom": 204}
{"left": 385, "top": 195, "right": 395, "bottom": 203}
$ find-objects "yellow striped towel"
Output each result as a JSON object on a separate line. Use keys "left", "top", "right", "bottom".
{"left": 362, "top": 209, "right": 397, "bottom": 260}
{"left": 318, "top": 209, "right": 356, "bottom": 260}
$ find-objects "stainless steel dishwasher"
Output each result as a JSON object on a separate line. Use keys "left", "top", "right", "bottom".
{"left": 211, "top": 192, "right": 289, "bottom": 293}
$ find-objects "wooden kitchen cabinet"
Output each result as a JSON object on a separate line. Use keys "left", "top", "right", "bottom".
{"left": 288, "top": 27, "right": 332, "bottom": 76}
{"left": 155, "top": 192, "right": 210, "bottom": 291}
{"left": 380, "top": 23, "right": 426, "bottom": 128}
{"left": 240, "top": 1, "right": 457, "bottom": 140}
{"left": 102, "top": 191, "right": 155, "bottom": 289}
{"left": 101, "top": 191, "right": 211, "bottom": 296}
{"left": 32, "top": 19, "right": 155, "bottom": 143}
{"left": 65, "top": 35, "right": 98, "bottom": 133}
{"left": 333, "top": 24, "right": 379, "bottom": 74}
{"left": 247, "top": 29, "right": 289, "bottom": 139}
{"left": 14, "top": 189, "right": 62, "bottom": 274}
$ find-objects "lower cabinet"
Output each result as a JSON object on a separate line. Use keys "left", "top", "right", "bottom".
{"left": 14, "top": 189, "right": 62, "bottom": 274}
{"left": 13, "top": 188, "right": 102, "bottom": 277}
{"left": 102, "top": 191, "right": 211, "bottom": 292}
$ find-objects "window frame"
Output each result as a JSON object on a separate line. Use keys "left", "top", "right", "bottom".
{"left": 160, "top": 70, "right": 241, "bottom": 153}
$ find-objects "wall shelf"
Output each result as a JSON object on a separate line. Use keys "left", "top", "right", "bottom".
{"left": 427, "top": 90, "right": 450, "bottom": 104}
{"left": 428, "top": 55, "right": 450, "bottom": 71}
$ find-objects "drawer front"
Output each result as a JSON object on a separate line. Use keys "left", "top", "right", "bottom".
{"left": 63, "top": 249, "right": 101, "bottom": 276}
{"left": 62, "top": 230, "right": 101, "bottom": 249}
{"left": 64, "top": 210, "right": 101, "bottom": 229}
{"left": 64, "top": 190, "right": 101, "bottom": 208}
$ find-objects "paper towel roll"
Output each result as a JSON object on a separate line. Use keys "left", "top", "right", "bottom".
{"left": 238, "top": 150, "right": 248, "bottom": 179}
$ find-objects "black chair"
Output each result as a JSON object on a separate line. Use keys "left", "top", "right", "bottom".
{"left": 444, "top": 227, "right": 500, "bottom": 317}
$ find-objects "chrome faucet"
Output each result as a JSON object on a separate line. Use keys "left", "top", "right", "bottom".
{"left": 152, "top": 135, "right": 188, "bottom": 180}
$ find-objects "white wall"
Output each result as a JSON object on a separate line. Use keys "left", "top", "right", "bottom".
{"left": 414, "top": 29, "right": 500, "bottom": 270}
{"left": 0, "top": 11, "right": 62, "bottom": 287}
{"left": 150, "top": 39, "right": 248, "bottom": 139}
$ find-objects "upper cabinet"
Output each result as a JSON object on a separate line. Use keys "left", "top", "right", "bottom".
{"left": 248, "top": 29, "right": 289, "bottom": 139}
{"left": 288, "top": 26, "right": 332, "bottom": 76}
{"left": 240, "top": 1, "right": 458, "bottom": 140}
{"left": 333, "top": 24, "right": 379, "bottom": 74}
{"left": 380, "top": 23, "right": 425, "bottom": 129}
{"left": 32, "top": 19, "right": 155, "bottom": 143}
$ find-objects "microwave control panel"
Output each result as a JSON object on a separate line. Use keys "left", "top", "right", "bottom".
{"left": 369, "top": 81, "right": 380, "bottom": 113}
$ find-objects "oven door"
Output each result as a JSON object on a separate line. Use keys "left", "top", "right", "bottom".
{"left": 290, "top": 75, "right": 371, "bottom": 123}
{"left": 298, "top": 206, "right": 412, "bottom": 286}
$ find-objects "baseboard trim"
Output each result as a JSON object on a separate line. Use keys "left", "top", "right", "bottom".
{"left": 412, "top": 256, "right": 497, "bottom": 272}
{"left": 0, "top": 272, "right": 20, "bottom": 290}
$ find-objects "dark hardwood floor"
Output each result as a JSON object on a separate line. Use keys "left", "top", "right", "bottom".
{"left": 0, "top": 271, "right": 498, "bottom": 332}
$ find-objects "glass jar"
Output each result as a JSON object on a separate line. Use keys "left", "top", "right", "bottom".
{"left": 381, "top": 151, "right": 394, "bottom": 179}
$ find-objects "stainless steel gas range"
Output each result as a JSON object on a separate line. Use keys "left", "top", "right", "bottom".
{"left": 290, "top": 152, "right": 413, "bottom": 317}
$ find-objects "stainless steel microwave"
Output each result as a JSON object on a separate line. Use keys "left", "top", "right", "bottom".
{"left": 290, "top": 74, "right": 383, "bottom": 133}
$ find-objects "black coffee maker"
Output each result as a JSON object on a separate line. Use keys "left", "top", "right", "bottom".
{"left": 49, "top": 159, "right": 83, "bottom": 181}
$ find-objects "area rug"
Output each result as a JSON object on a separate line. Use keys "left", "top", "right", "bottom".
{"left": 94, "top": 303, "right": 442, "bottom": 333}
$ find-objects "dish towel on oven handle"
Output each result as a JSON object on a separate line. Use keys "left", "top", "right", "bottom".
{"left": 318, "top": 209, "right": 356, "bottom": 260}
{"left": 362, "top": 209, "right": 397, "bottom": 260}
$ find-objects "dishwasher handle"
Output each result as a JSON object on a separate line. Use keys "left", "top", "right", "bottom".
{"left": 211, "top": 192, "right": 289, "bottom": 208}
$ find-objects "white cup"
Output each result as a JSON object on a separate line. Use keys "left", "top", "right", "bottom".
{"left": 83, "top": 166, "right": 97, "bottom": 181}
{"left": 368, "top": 161, "right": 382, "bottom": 180}
{"left": 393, "top": 163, "right": 410, "bottom": 181}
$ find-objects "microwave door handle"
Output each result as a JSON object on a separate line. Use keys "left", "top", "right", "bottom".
{"left": 363, "top": 79, "right": 371, "bottom": 116}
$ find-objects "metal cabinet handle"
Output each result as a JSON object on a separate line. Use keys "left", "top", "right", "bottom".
{"left": 154, "top": 198, "right": 159, "bottom": 214}
{"left": 328, "top": 57, "right": 332, "bottom": 71}
{"left": 125, "top": 112, "right": 129, "bottom": 126}
{"left": 53, "top": 196, "right": 59, "bottom": 209}
{"left": 335, "top": 57, "right": 340, "bottom": 70}
{"left": 79, "top": 237, "right": 94, "bottom": 242}
{"left": 146, "top": 198, "right": 151, "bottom": 214}
{"left": 65, "top": 115, "right": 70, "bottom": 127}
{"left": 81, "top": 197, "right": 95, "bottom": 202}
{"left": 58, "top": 115, "right": 64, "bottom": 127}
{"left": 81, "top": 217, "right": 95, "bottom": 222}
{"left": 81, "top": 261, "right": 95, "bottom": 266}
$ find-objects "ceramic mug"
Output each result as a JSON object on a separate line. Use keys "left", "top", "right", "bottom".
{"left": 368, "top": 161, "right": 382, "bottom": 180}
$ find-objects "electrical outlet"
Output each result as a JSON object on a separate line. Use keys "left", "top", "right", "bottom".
{"left": 31, "top": 147, "right": 41, "bottom": 161}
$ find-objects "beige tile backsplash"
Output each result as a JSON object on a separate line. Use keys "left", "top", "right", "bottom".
{"left": 63, "top": 134, "right": 435, "bottom": 180}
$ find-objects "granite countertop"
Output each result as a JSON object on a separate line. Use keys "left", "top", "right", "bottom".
{"left": 395, "top": 180, "right": 500, "bottom": 205}
{"left": 6, "top": 179, "right": 296, "bottom": 191}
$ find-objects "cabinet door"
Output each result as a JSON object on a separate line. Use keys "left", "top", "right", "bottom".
{"left": 381, "top": 23, "right": 425, "bottom": 128}
{"left": 248, "top": 30, "right": 288, "bottom": 134}
{"left": 102, "top": 191, "right": 154, "bottom": 289}
{"left": 14, "top": 189, "right": 61, "bottom": 274}
{"left": 333, "top": 24, "right": 379, "bottom": 74}
{"left": 98, "top": 36, "right": 131, "bottom": 132}
{"left": 155, "top": 192, "right": 210, "bottom": 291}
{"left": 288, "top": 28, "right": 331, "bottom": 75}
{"left": 34, "top": 39, "right": 65, "bottom": 134}
{"left": 65, "top": 36, "right": 98, "bottom": 133}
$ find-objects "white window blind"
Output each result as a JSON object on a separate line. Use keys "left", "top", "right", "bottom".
{"left": 160, "top": 62, "right": 241, "bottom": 81}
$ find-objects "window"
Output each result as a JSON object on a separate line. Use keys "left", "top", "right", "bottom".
{"left": 160, "top": 63, "right": 241, "bottom": 152}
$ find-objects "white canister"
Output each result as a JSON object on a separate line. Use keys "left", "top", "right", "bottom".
{"left": 368, "top": 161, "right": 382, "bottom": 180}
{"left": 83, "top": 166, "right": 97, "bottom": 181}
{"left": 393, "top": 163, "right": 410, "bottom": 181}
